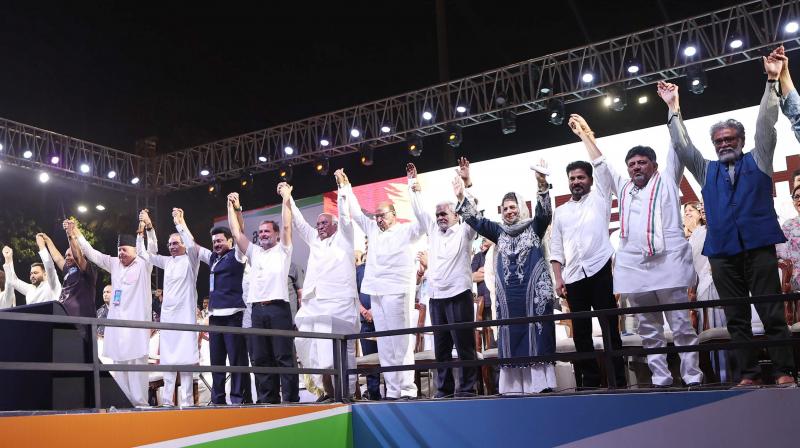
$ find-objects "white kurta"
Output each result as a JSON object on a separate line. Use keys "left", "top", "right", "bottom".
{"left": 79, "top": 234, "right": 154, "bottom": 361}
{"left": 0, "top": 282, "right": 16, "bottom": 309}
{"left": 137, "top": 236, "right": 200, "bottom": 365}
{"left": 592, "top": 152, "right": 695, "bottom": 294}
{"left": 3, "top": 249, "right": 61, "bottom": 305}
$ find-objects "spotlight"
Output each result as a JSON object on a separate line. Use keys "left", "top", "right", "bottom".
{"left": 284, "top": 145, "right": 294, "bottom": 155}
{"left": 200, "top": 169, "right": 210, "bottom": 176}
{"left": 350, "top": 129, "right": 361, "bottom": 138}
{"left": 107, "top": 170, "right": 117, "bottom": 179}
{"left": 50, "top": 155, "right": 60, "bottom": 164}
{"left": 314, "top": 157, "right": 330, "bottom": 175}
{"left": 638, "top": 95, "right": 648, "bottom": 104}
{"left": 38, "top": 172, "right": 50, "bottom": 183}
{"left": 786, "top": 21, "right": 799, "bottom": 33}
{"left": 407, "top": 136, "right": 423, "bottom": 157}
{"left": 626, "top": 58, "right": 641, "bottom": 74}
{"left": 320, "top": 139, "right": 330, "bottom": 147}
{"left": 239, "top": 172, "right": 254, "bottom": 190}
{"left": 359, "top": 146, "right": 374, "bottom": 166}
{"left": 77, "top": 205, "right": 88, "bottom": 214}
{"left": 455, "top": 105, "right": 467, "bottom": 114}
{"left": 422, "top": 111, "right": 433, "bottom": 121}
{"left": 0, "top": 143, "right": 3, "bottom": 151}
{"left": 581, "top": 73, "right": 594, "bottom": 83}
{"left": 548, "top": 99, "right": 565, "bottom": 125}
{"left": 446, "top": 125, "right": 463, "bottom": 148}
{"left": 279, "top": 164, "right": 293, "bottom": 182}
{"left": 96, "top": 204, "right": 106, "bottom": 211}
{"left": 729, "top": 38, "right": 743, "bottom": 49}
{"left": 501, "top": 110, "right": 517, "bottom": 135}
{"left": 605, "top": 85, "right": 627, "bottom": 112}
{"left": 258, "top": 154, "right": 268, "bottom": 163}
{"left": 131, "top": 177, "right": 140, "bottom": 185}
{"left": 23, "top": 150, "right": 33, "bottom": 159}
{"left": 683, "top": 45, "right": 697, "bottom": 57}
{"left": 686, "top": 64, "right": 707, "bottom": 94}
{"left": 539, "top": 79, "right": 552, "bottom": 95}
{"left": 207, "top": 179, "right": 221, "bottom": 197}
{"left": 80, "top": 163, "right": 91, "bottom": 174}
{"left": 495, "top": 93, "right": 508, "bottom": 106}
{"left": 380, "top": 125, "right": 391, "bottom": 133}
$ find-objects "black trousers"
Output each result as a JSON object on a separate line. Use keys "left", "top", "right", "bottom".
{"left": 249, "top": 301, "right": 299, "bottom": 403}
{"left": 429, "top": 289, "right": 478, "bottom": 397}
{"left": 709, "top": 245, "right": 794, "bottom": 380}
{"left": 360, "top": 320, "right": 381, "bottom": 399}
{"left": 564, "top": 259, "right": 627, "bottom": 388}
{"left": 209, "top": 312, "right": 250, "bottom": 404}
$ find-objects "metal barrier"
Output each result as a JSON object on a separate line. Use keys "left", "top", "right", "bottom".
{"left": 0, "top": 292, "right": 798, "bottom": 410}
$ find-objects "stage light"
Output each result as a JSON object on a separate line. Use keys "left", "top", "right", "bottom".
{"left": 501, "top": 110, "right": 517, "bottom": 135}
{"left": 258, "top": 155, "right": 268, "bottom": 163}
{"left": 581, "top": 73, "right": 594, "bottom": 83}
{"left": 786, "top": 21, "right": 799, "bottom": 33}
{"left": 23, "top": 150, "right": 33, "bottom": 159}
{"left": 314, "top": 157, "right": 330, "bottom": 175}
{"left": 38, "top": 172, "right": 50, "bottom": 183}
{"left": 683, "top": 45, "right": 697, "bottom": 57}
{"left": 603, "top": 97, "right": 612, "bottom": 107}
{"left": 350, "top": 129, "right": 361, "bottom": 138}
{"left": 279, "top": 164, "right": 293, "bottom": 182}
{"left": 456, "top": 105, "right": 467, "bottom": 114}
{"left": 422, "top": 111, "right": 433, "bottom": 121}
{"left": 0, "top": 143, "right": 4, "bottom": 151}
{"left": 77, "top": 205, "right": 88, "bottom": 213}
{"left": 605, "top": 85, "right": 627, "bottom": 112}
{"left": 548, "top": 99, "right": 565, "bottom": 126}
{"left": 626, "top": 58, "right": 641, "bottom": 74}
{"left": 131, "top": 177, "right": 140, "bottom": 185}
{"left": 539, "top": 79, "right": 552, "bottom": 95}
{"left": 50, "top": 155, "right": 60, "bottom": 164}
{"left": 495, "top": 93, "right": 508, "bottom": 106}
{"left": 359, "top": 146, "right": 374, "bottom": 166}
{"left": 284, "top": 145, "right": 294, "bottom": 155}
{"left": 729, "top": 38, "right": 743, "bottom": 49}
{"left": 80, "top": 163, "right": 91, "bottom": 174}
{"left": 638, "top": 95, "right": 648, "bottom": 104}
{"left": 96, "top": 204, "right": 106, "bottom": 211}
{"left": 107, "top": 170, "right": 117, "bottom": 179}
{"left": 380, "top": 125, "right": 391, "bottom": 133}
{"left": 446, "top": 125, "right": 463, "bottom": 148}
{"left": 686, "top": 64, "right": 707, "bottom": 94}
{"left": 407, "top": 136, "right": 423, "bottom": 157}
{"left": 200, "top": 169, "right": 210, "bottom": 176}
{"left": 240, "top": 172, "right": 254, "bottom": 190}
{"left": 320, "top": 139, "right": 330, "bottom": 147}
{"left": 207, "top": 179, "right": 221, "bottom": 197}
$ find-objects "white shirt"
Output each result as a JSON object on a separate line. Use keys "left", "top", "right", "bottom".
{"left": 290, "top": 195, "right": 357, "bottom": 299}
{"left": 0, "top": 281, "right": 16, "bottom": 309}
{"left": 592, "top": 153, "right": 695, "bottom": 294}
{"left": 3, "top": 249, "right": 61, "bottom": 305}
{"left": 340, "top": 183, "right": 424, "bottom": 296}
{"left": 246, "top": 241, "right": 292, "bottom": 303}
{"left": 409, "top": 180, "right": 476, "bottom": 298}
{"left": 550, "top": 186, "right": 614, "bottom": 285}
{"left": 177, "top": 224, "right": 246, "bottom": 317}
{"left": 79, "top": 234, "right": 154, "bottom": 361}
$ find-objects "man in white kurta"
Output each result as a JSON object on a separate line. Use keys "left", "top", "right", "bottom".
{"left": 2, "top": 236, "right": 61, "bottom": 305}
{"left": 290, "top": 173, "right": 359, "bottom": 399}
{"left": 136, "top": 208, "right": 200, "bottom": 407}
{"left": 70, "top": 217, "right": 156, "bottom": 407}
{"left": 569, "top": 114, "right": 702, "bottom": 387}
{"left": 0, "top": 269, "right": 15, "bottom": 309}
{"left": 338, "top": 169, "right": 424, "bottom": 399}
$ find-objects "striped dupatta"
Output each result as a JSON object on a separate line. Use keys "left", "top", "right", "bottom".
{"left": 618, "top": 172, "right": 665, "bottom": 257}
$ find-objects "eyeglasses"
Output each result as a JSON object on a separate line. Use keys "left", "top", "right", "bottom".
{"left": 712, "top": 136, "right": 739, "bottom": 146}
{"left": 792, "top": 194, "right": 800, "bottom": 201}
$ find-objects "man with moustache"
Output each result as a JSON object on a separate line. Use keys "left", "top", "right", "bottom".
{"left": 228, "top": 186, "right": 298, "bottom": 404}
{"left": 176, "top": 211, "right": 250, "bottom": 405}
{"left": 39, "top": 230, "right": 97, "bottom": 318}
{"left": 568, "top": 114, "right": 702, "bottom": 388}
{"left": 407, "top": 162, "right": 479, "bottom": 398}
{"left": 549, "top": 159, "right": 627, "bottom": 389}
{"left": 659, "top": 47, "right": 795, "bottom": 386}
{"left": 68, "top": 210, "right": 156, "bottom": 407}
{"left": 2, "top": 234, "right": 62, "bottom": 305}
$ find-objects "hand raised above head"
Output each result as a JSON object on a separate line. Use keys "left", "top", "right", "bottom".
{"left": 406, "top": 163, "right": 417, "bottom": 179}
{"left": 227, "top": 192, "right": 241, "bottom": 209}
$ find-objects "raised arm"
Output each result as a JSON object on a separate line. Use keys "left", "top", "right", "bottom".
{"left": 2, "top": 246, "right": 32, "bottom": 296}
{"left": 751, "top": 50, "right": 783, "bottom": 176}
{"left": 772, "top": 47, "right": 800, "bottom": 143}
{"left": 174, "top": 208, "right": 211, "bottom": 264}
{"left": 227, "top": 192, "right": 251, "bottom": 255}
{"left": 658, "top": 81, "right": 709, "bottom": 184}
{"left": 453, "top": 173, "right": 502, "bottom": 242}
{"left": 407, "top": 163, "right": 434, "bottom": 234}
{"left": 68, "top": 220, "right": 114, "bottom": 273}
{"left": 139, "top": 210, "right": 158, "bottom": 255}
{"left": 36, "top": 235, "right": 61, "bottom": 295}
{"left": 568, "top": 114, "right": 623, "bottom": 195}
{"left": 531, "top": 160, "right": 553, "bottom": 238}
{"left": 277, "top": 182, "right": 293, "bottom": 248}
{"left": 41, "top": 233, "right": 65, "bottom": 271}
{"left": 62, "top": 220, "right": 89, "bottom": 271}
{"left": 335, "top": 169, "right": 377, "bottom": 234}
{"left": 288, "top": 192, "right": 316, "bottom": 244}
{"left": 136, "top": 230, "right": 165, "bottom": 269}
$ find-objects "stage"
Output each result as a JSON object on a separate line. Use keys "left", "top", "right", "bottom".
{"left": 1, "top": 387, "right": 797, "bottom": 447}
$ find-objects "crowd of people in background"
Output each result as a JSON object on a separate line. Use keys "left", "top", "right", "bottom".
{"left": 3, "top": 45, "right": 800, "bottom": 406}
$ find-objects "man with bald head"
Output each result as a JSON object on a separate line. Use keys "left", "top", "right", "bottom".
{"left": 288, "top": 178, "right": 359, "bottom": 400}
{"left": 338, "top": 168, "right": 424, "bottom": 399}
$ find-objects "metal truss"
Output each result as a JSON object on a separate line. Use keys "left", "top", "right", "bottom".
{"left": 2, "top": 1, "right": 800, "bottom": 194}
{"left": 0, "top": 116, "right": 147, "bottom": 193}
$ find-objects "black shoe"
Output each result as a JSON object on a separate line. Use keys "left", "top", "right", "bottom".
{"left": 686, "top": 382, "right": 702, "bottom": 388}
{"left": 315, "top": 394, "right": 332, "bottom": 403}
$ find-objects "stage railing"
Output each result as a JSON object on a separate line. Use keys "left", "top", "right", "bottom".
{"left": 0, "top": 292, "right": 798, "bottom": 410}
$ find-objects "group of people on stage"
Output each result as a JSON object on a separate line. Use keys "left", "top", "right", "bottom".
{"left": 3, "top": 45, "right": 800, "bottom": 406}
